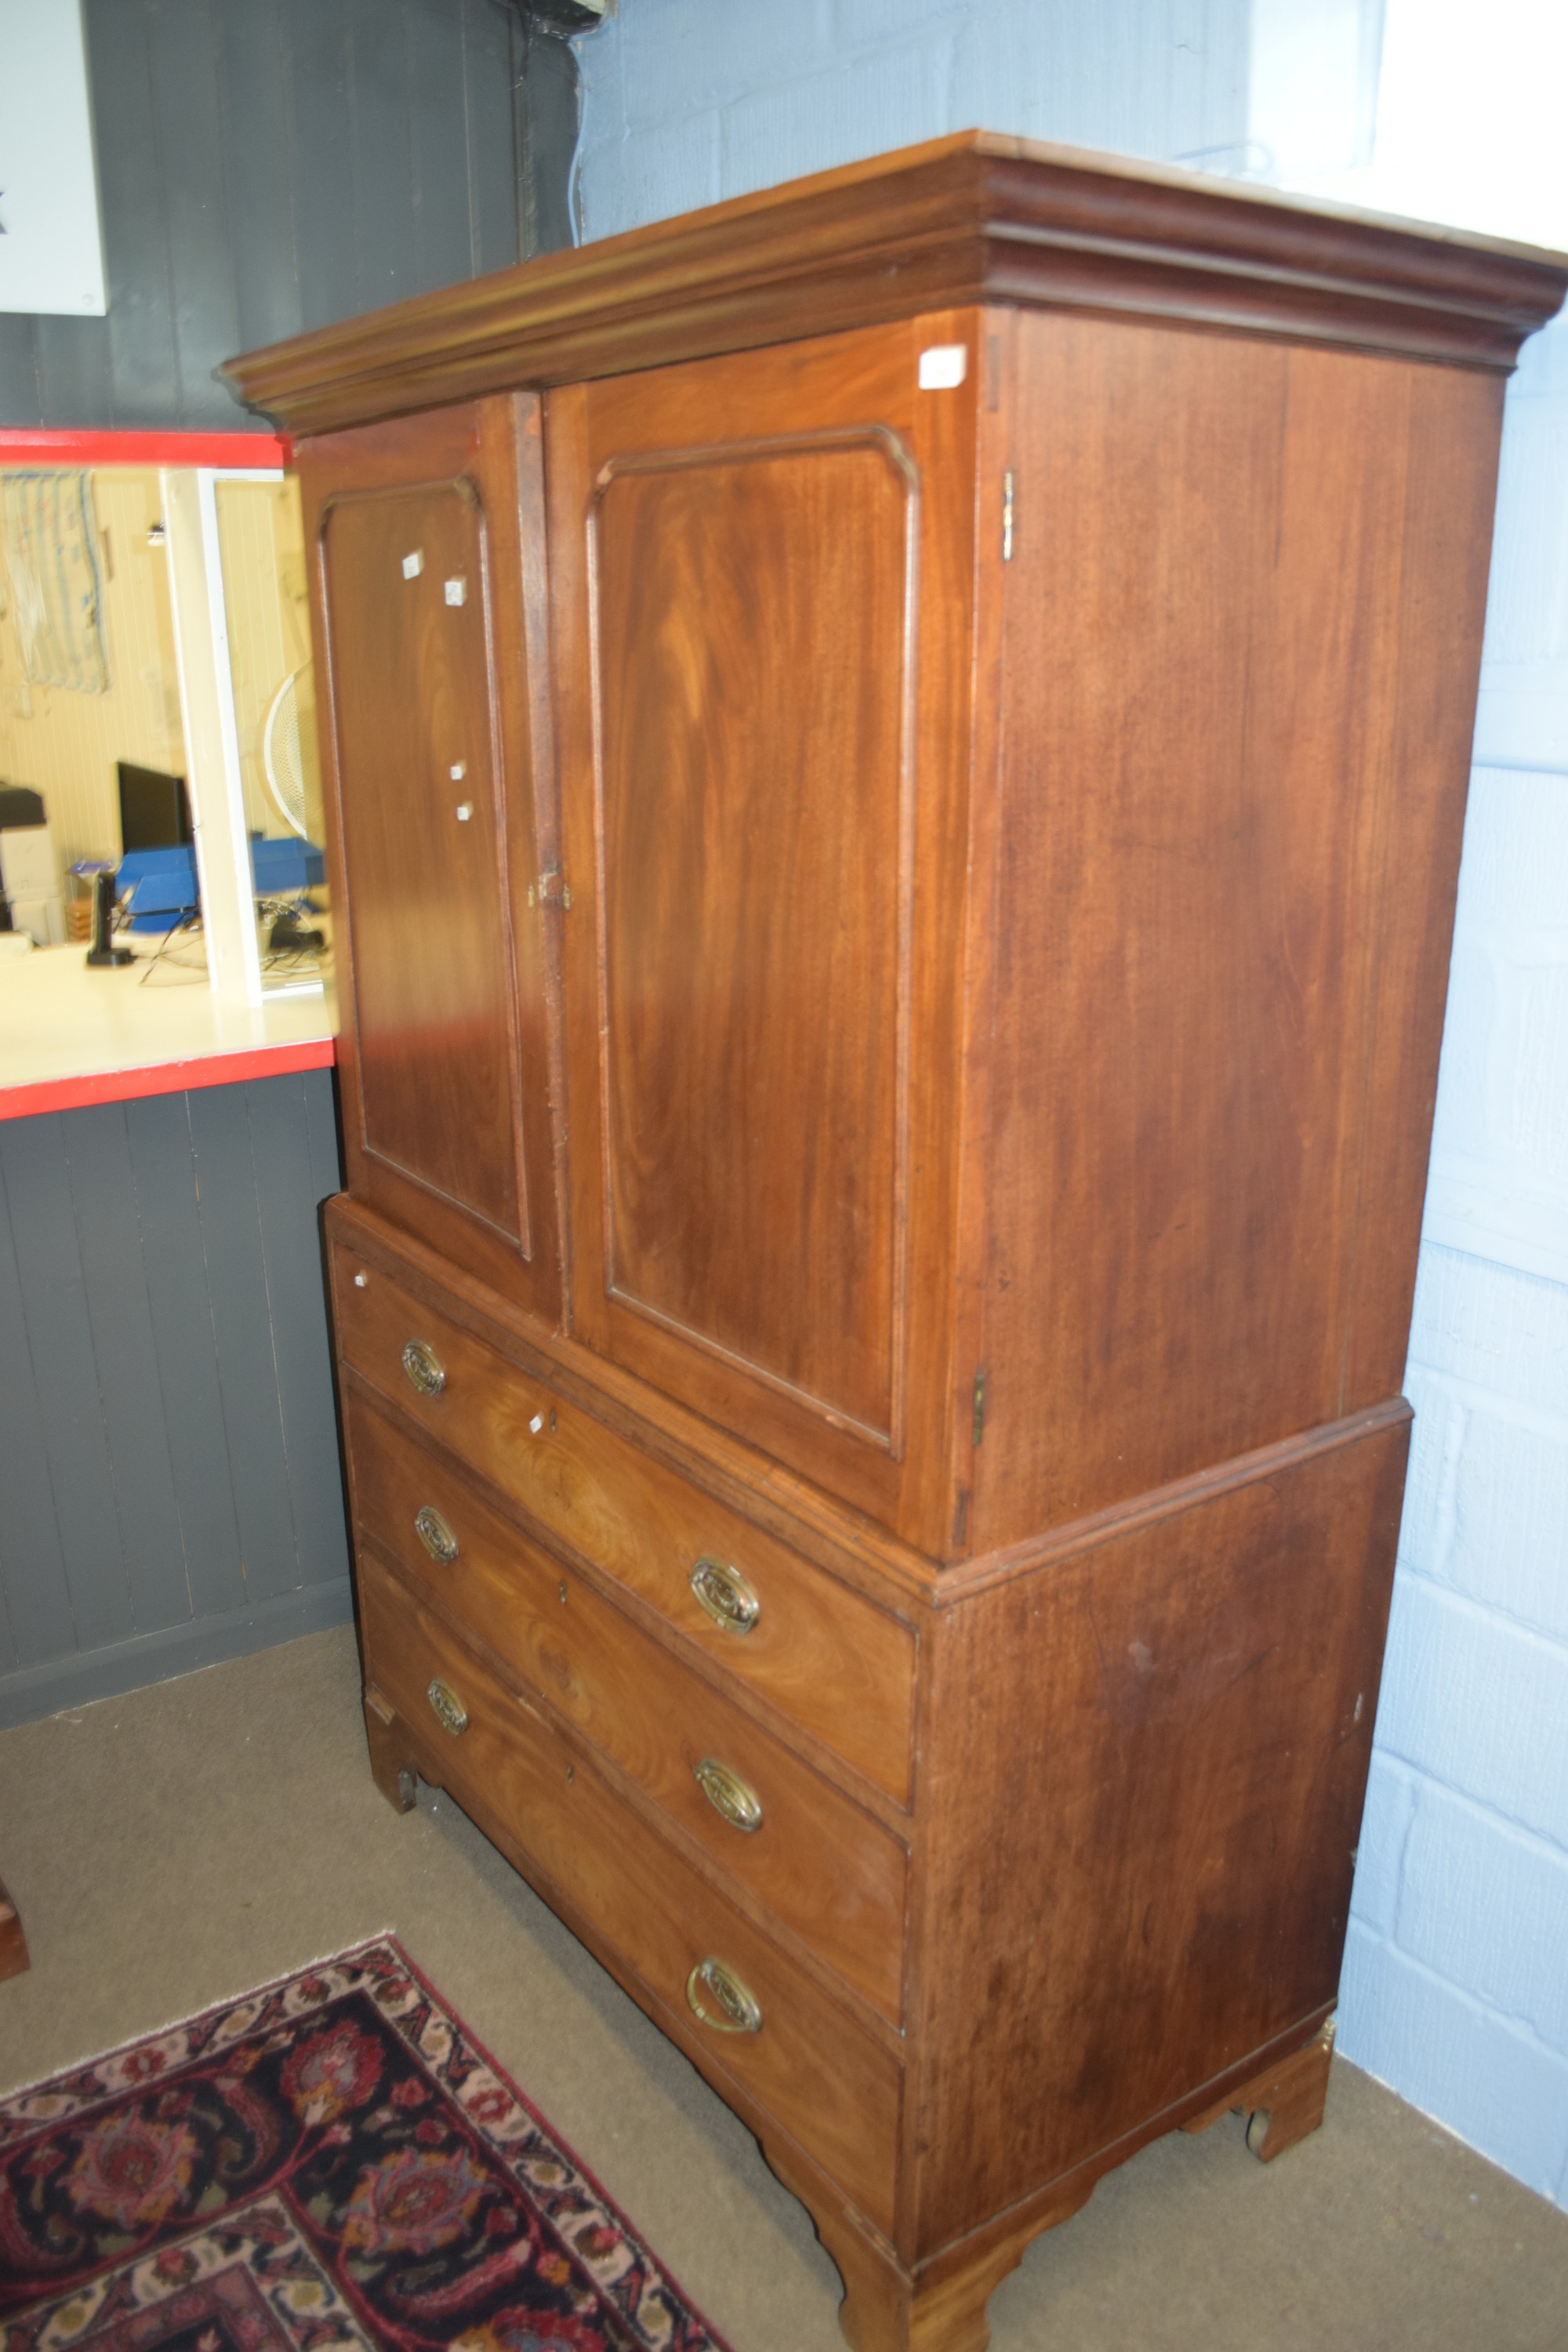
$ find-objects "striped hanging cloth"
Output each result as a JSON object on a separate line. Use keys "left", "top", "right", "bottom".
{"left": 1, "top": 470, "right": 109, "bottom": 694}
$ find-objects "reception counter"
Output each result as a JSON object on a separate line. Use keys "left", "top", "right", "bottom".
{"left": 0, "top": 942, "right": 334, "bottom": 1120}
{"left": 0, "top": 945, "right": 350, "bottom": 1728}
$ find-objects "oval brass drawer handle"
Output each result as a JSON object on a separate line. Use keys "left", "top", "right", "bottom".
{"left": 695, "top": 1755, "right": 764, "bottom": 1834}
{"left": 689, "top": 1556, "right": 760, "bottom": 1635}
{"left": 426, "top": 1677, "right": 469, "bottom": 1737}
{"left": 402, "top": 1338, "right": 446, "bottom": 1398}
{"left": 686, "top": 1956, "right": 762, "bottom": 2035}
{"left": 414, "top": 1505, "right": 459, "bottom": 1566}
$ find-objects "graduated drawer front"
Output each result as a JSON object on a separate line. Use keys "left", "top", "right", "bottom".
{"left": 332, "top": 1244, "right": 915, "bottom": 1803}
{"left": 360, "top": 1555, "right": 902, "bottom": 2234}
{"left": 346, "top": 1387, "right": 909, "bottom": 2022}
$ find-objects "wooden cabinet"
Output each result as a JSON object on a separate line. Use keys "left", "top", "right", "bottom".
{"left": 228, "top": 134, "right": 1567, "bottom": 2352}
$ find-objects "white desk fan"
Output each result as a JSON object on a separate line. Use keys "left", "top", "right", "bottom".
{"left": 262, "top": 667, "right": 310, "bottom": 840}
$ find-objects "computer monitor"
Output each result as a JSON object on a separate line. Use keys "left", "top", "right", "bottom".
{"left": 118, "top": 761, "right": 192, "bottom": 853}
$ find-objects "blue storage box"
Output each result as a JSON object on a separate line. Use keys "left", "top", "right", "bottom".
{"left": 118, "top": 847, "right": 198, "bottom": 931}
{"left": 251, "top": 836, "right": 326, "bottom": 894}
{"left": 115, "top": 837, "right": 326, "bottom": 932}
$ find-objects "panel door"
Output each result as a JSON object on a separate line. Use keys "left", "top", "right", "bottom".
{"left": 548, "top": 317, "right": 984, "bottom": 1547}
{"left": 299, "top": 397, "right": 564, "bottom": 1321}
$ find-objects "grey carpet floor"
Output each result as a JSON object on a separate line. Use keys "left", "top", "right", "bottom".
{"left": 2, "top": 1624, "right": 1563, "bottom": 2350}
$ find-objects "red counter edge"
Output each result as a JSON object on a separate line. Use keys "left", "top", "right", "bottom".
{"left": 0, "top": 429, "right": 291, "bottom": 470}
{"left": 0, "top": 1036, "right": 336, "bottom": 1123}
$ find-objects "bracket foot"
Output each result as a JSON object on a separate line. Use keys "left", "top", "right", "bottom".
{"left": 1181, "top": 2018, "right": 1335, "bottom": 2164}
{"left": 364, "top": 1684, "right": 419, "bottom": 1813}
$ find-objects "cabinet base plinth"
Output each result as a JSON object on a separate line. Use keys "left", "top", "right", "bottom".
{"left": 764, "top": 2135, "right": 1094, "bottom": 2352}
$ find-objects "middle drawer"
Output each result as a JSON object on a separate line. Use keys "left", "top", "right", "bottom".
{"left": 346, "top": 1385, "right": 909, "bottom": 2024}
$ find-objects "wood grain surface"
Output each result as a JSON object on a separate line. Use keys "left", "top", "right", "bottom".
{"left": 966, "top": 311, "right": 1503, "bottom": 1549}
{"left": 906, "top": 1410, "right": 1408, "bottom": 2255}
{"left": 1336, "top": 359, "right": 1510, "bottom": 1410}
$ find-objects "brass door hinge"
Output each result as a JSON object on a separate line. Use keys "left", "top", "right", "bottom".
{"left": 528, "top": 867, "right": 572, "bottom": 910}
{"left": 972, "top": 1370, "right": 987, "bottom": 1448}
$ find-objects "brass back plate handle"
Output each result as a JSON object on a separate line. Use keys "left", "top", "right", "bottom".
{"left": 686, "top": 1956, "right": 762, "bottom": 2034}
{"left": 414, "top": 1504, "right": 459, "bottom": 1565}
{"left": 402, "top": 1339, "right": 446, "bottom": 1398}
{"left": 694, "top": 1755, "right": 764, "bottom": 1834}
{"left": 426, "top": 1677, "right": 468, "bottom": 1737}
{"left": 689, "top": 1556, "right": 760, "bottom": 1635}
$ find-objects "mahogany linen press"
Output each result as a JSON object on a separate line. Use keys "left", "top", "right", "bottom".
{"left": 225, "top": 135, "right": 1568, "bottom": 2352}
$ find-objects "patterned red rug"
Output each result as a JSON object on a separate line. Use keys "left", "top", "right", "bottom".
{"left": 0, "top": 1936, "right": 730, "bottom": 2352}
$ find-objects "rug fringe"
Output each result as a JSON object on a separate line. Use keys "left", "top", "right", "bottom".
{"left": 0, "top": 1929, "right": 405, "bottom": 2105}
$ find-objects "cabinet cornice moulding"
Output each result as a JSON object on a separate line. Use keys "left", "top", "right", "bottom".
{"left": 223, "top": 131, "right": 1568, "bottom": 438}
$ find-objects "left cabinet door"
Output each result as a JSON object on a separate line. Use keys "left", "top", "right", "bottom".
{"left": 299, "top": 397, "right": 564, "bottom": 1321}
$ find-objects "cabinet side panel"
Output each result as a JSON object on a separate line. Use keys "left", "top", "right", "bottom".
{"left": 909, "top": 1415, "right": 1407, "bottom": 2256}
{"left": 1340, "top": 361, "right": 1505, "bottom": 1406}
{"left": 972, "top": 314, "right": 1499, "bottom": 1542}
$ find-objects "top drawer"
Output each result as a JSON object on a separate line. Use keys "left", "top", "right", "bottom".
{"left": 330, "top": 1241, "right": 916, "bottom": 1803}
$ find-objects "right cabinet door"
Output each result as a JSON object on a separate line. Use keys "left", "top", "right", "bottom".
{"left": 548, "top": 316, "right": 980, "bottom": 1542}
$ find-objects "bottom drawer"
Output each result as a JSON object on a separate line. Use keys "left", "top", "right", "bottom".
{"left": 359, "top": 1555, "right": 902, "bottom": 2235}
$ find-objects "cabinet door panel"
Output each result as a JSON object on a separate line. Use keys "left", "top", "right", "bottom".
{"left": 301, "top": 399, "right": 563, "bottom": 1321}
{"left": 595, "top": 437, "right": 909, "bottom": 1443}
{"left": 550, "top": 319, "right": 980, "bottom": 1544}
{"left": 326, "top": 481, "right": 518, "bottom": 1232}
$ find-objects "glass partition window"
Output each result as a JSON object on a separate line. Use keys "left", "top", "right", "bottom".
{"left": 0, "top": 451, "right": 329, "bottom": 1005}
{"left": 0, "top": 466, "right": 184, "bottom": 946}
{"left": 212, "top": 475, "right": 331, "bottom": 998}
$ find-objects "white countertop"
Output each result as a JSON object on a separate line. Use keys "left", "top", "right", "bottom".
{"left": 0, "top": 941, "right": 336, "bottom": 1115}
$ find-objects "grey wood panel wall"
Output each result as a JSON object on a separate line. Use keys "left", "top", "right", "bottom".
{"left": 0, "top": 1069, "right": 350, "bottom": 1726}
{"left": 0, "top": 0, "right": 579, "bottom": 432}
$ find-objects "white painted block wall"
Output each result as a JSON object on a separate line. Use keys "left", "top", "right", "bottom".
{"left": 573, "top": 0, "right": 1251, "bottom": 240}
{"left": 1338, "top": 301, "right": 1568, "bottom": 2209}
{"left": 571, "top": 0, "right": 1568, "bottom": 2209}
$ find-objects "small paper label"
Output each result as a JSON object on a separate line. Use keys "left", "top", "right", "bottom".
{"left": 917, "top": 344, "right": 968, "bottom": 390}
{"left": 401, "top": 550, "right": 423, "bottom": 579}
{"left": 445, "top": 577, "right": 466, "bottom": 606}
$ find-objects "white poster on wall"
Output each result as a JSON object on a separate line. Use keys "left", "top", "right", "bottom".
{"left": 0, "top": 0, "right": 106, "bottom": 315}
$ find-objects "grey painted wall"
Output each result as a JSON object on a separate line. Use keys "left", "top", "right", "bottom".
{"left": 0, "top": 0, "right": 579, "bottom": 432}
{"left": 0, "top": 1070, "right": 350, "bottom": 1728}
